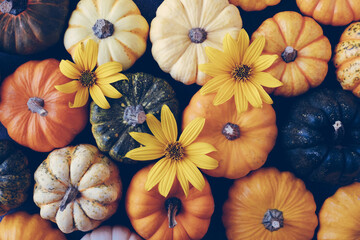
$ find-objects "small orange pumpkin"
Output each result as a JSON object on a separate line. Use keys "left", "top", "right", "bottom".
{"left": 252, "top": 11, "right": 332, "bottom": 97}
{"left": 125, "top": 164, "right": 214, "bottom": 240}
{"left": 0, "top": 211, "right": 66, "bottom": 240}
{"left": 229, "top": 0, "right": 281, "bottom": 11}
{"left": 223, "top": 168, "right": 318, "bottom": 240}
{"left": 182, "top": 91, "right": 277, "bottom": 179}
{"left": 0, "top": 59, "right": 88, "bottom": 152}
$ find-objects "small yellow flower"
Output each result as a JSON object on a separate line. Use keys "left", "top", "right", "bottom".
{"left": 55, "top": 39, "right": 128, "bottom": 109}
{"left": 125, "top": 105, "right": 218, "bottom": 197}
{"left": 199, "top": 29, "right": 283, "bottom": 113}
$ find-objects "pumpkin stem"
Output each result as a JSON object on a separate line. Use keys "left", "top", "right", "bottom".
{"left": 27, "top": 97, "right": 48, "bottom": 117}
{"left": 332, "top": 120, "right": 345, "bottom": 143}
{"left": 93, "top": 19, "right": 114, "bottom": 39}
{"left": 281, "top": 46, "right": 297, "bottom": 63}
{"left": 59, "top": 186, "right": 80, "bottom": 212}
{"left": 222, "top": 123, "right": 240, "bottom": 140}
{"left": 165, "top": 197, "right": 182, "bottom": 229}
{"left": 189, "top": 28, "right": 207, "bottom": 44}
{"left": 123, "top": 105, "right": 146, "bottom": 126}
{"left": 262, "top": 209, "right": 284, "bottom": 232}
{"left": 0, "top": 0, "right": 27, "bottom": 15}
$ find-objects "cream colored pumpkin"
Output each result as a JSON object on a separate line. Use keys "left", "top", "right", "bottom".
{"left": 33, "top": 144, "right": 122, "bottom": 234}
{"left": 81, "top": 226, "right": 141, "bottom": 240}
{"left": 150, "top": 0, "right": 243, "bottom": 85}
{"left": 64, "top": 0, "right": 149, "bottom": 70}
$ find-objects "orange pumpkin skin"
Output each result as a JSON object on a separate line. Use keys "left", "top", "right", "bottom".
{"left": 252, "top": 11, "right": 332, "bottom": 97}
{"left": 333, "top": 22, "right": 360, "bottom": 97}
{"left": 229, "top": 0, "right": 281, "bottom": 11}
{"left": 0, "top": 211, "right": 66, "bottom": 240}
{"left": 182, "top": 91, "right": 277, "bottom": 179}
{"left": 297, "top": 0, "right": 360, "bottom": 26}
{"left": 223, "top": 168, "right": 318, "bottom": 240}
{"left": 318, "top": 182, "right": 360, "bottom": 240}
{"left": 125, "top": 165, "right": 214, "bottom": 240}
{"left": 0, "top": 59, "right": 88, "bottom": 152}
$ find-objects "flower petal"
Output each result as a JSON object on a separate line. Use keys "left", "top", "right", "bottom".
{"left": 242, "top": 36, "right": 265, "bottom": 66}
{"left": 187, "top": 154, "right": 218, "bottom": 170}
{"left": 84, "top": 39, "right": 98, "bottom": 71}
{"left": 128, "top": 132, "right": 164, "bottom": 148}
{"left": 97, "top": 73, "right": 128, "bottom": 84}
{"left": 176, "top": 162, "right": 189, "bottom": 197}
{"left": 90, "top": 85, "right": 110, "bottom": 109}
{"left": 146, "top": 114, "right": 168, "bottom": 145}
{"left": 69, "top": 87, "right": 89, "bottom": 108}
{"left": 55, "top": 80, "right": 81, "bottom": 94}
{"left": 124, "top": 146, "right": 164, "bottom": 161}
{"left": 253, "top": 55, "right": 278, "bottom": 72}
{"left": 158, "top": 162, "right": 177, "bottom": 197}
{"left": 161, "top": 105, "right": 178, "bottom": 143}
{"left": 73, "top": 42, "right": 86, "bottom": 70}
{"left": 179, "top": 118, "right": 205, "bottom": 147}
{"left": 223, "top": 33, "right": 240, "bottom": 65}
{"left": 181, "top": 159, "right": 205, "bottom": 192}
{"left": 59, "top": 60, "right": 81, "bottom": 79}
{"left": 234, "top": 82, "right": 249, "bottom": 113}
{"left": 252, "top": 81, "right": 274, "bottom": 105}
{"left": 213, "top": 80, "right": 235, "bottom": 106}
{"left": 237, "top": 29, "right": 250, "bottom": 62}
{"left": 205, "top": 47, "right": 234, "bottom": 70}
{"left": 198, "top": 63, "right": 229, "bottom": 77}
{"left": 185, "top": 142, "right": 217, "bottom": 156}
{"left": 97, "top": 84, "right": 122, "bottom": 99}
{"left": 252, "top": 72, "right": 283, "bottom": 88}
{"left": 95, "top": 62, "right": 123, "bottom": 78}
{"left": 145, "top": 157, "right": 170, "bottom": 191}
{"left": 200, "top": 74, "right": 232, "bottom": 95}
{"left": 242, "top": 81, "right": 262, "bottom": 108}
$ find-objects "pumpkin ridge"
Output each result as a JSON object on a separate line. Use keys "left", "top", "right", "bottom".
{"left": 272, "top": 17, "right": 288, "bottom": 46}
{"left": 345, "top": 0, "right": 356, "bottom": 21}
{"left": 113, "top": 37, "right": 138, "bottom": 60}
{"left": 297, "top": 35, "right": 326, "bottom": 52}
{"left": 309, "top": 0, "right": 321, "bottom": 17}
{"left": 296, "top": 55, "right": 328, "bottom": 62}
{"left": 293, "top": 61, "right": 311, "bottom": 88}
{"left": 294, "top": 16, "right": 306, "bottom": 48}
{"left": 42, "top": 160, "right": 69, "bottom": 189}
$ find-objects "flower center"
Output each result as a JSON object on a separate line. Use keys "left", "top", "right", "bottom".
{"left": 165, "top": 142, "right": 184, "bottom": 161}
{"left": 80, "top": 70, "right": 96, "bottom": 87}
{"left": 231, "top": 64, "right": 252, "bottom": 82}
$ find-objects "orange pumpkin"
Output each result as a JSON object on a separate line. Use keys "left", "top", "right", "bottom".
{"left": 252, "top": 11, "right": 332, "bottom": 97}
{"left": 125, "top": 164, "right": 214, "bottom": 240}
{"left": 229, "top": 0, "right": 281, "bottom": 11}
{"left": 0, "top": 211, "right": 66, "bottom": 240}
{"left": 182, "top": 91, "right": 277, "bottom": 179}
{"left": 333, "top": 22, "right": 360, "bottom": 97}
{"left": 0, "top": 59, "right": 88, "bottom": 152}
{"left": 318, "top": 182, "right": 360, "bottom": 239}
{"left": 223, "top": 168, "right": 318, "bottom": 240}
{"left": 297, "top": 0, "right": 360, "bottom": 26}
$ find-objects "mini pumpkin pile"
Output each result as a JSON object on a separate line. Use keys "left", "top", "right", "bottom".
{"left": 0, "top": 0, "right": 359, "bottom": 239}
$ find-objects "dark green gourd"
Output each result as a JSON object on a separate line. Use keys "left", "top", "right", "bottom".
{"left": 90, "top": 72, "right": 179, "bottom": 163}
{"left": 280, "top": 88, "right": 360, "bottom": 185}
{"left": 0, "top": 140, "right": 31, "bottom": 215}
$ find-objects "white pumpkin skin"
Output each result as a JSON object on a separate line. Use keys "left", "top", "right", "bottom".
{"left": 81, "top": 226, "right": 142, "bottom": 240}
{"left": 64, "top": 0, "right": 149, "bottom": 70}
{"left": 33, "top": 144, "right": 122, "bottom": 234}
{"left": 150, "top": 0, "right": 243, "bottom": 85}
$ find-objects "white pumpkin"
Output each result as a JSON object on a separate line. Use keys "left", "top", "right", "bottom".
{"left": 150, "top": 0, "right": 243, "bottom": 85}
{"left": 33, "top": 144, "right": 122, "bottom": 234}
{"left": 81, "top": 226, "right": 142, "bottom": 240}
{"left": 64, "top": 0, "right": 149, "bottom": 70}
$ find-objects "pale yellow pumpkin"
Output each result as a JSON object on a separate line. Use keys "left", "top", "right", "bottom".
{"left": 150, "top": 0, "right": 243, "bottom": 85}
{"left": 81, "top": 226, "right": 141, "bottom": 240}
{"left": 33, "top": 144, "right": 122, "bottom": 234}
{"left": 64, "top": 0, "right": 149, "bottom": 70}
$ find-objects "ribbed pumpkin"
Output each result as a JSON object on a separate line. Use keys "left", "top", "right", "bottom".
{"left": 150, "top": 0, "right": 243, "bottom": 85}
{"left": 0, "top": 140, "right": 31, "bottom": 215}
{"left": 223, "top": 168, "right": 318, "bottom": 240}
{"left": 0, "top": 211, "right": 66, "bottom": 240}
{"left": 33, "top": 144, "right": 122, "bottom": 233}
{"left": 90, "top": 72, "right": 179, "bottom": 163}
{"left": 64, "top": 0, "right": 149, "bottom": 71}
{"left": 334, "top": 22, "right": 360, "bottom": 97}
{"left": 297, "top": 0, "right": 360, "bottom": 26}
{"left": 318, "top": 182, "right": 360, "bottom": 239}
{"left": 280, "top": 89, "right": 360, "bottom": 185}
{"left": 0, "top": 0, "right": 69, "bottom": 55}
{"left": 182, "top": 91, "right": 277, "bottom": 179}
{"left": 252, "top": 11, "right": 332, "bottom": 97}
{"left": 126, "top": 164, "right": 214, "bottom": 240}
{"left": 229, "top": 0, "right": 281, "bottom": 11}
{"left": 81, "top": 225, "right": 142, "bottom": 240}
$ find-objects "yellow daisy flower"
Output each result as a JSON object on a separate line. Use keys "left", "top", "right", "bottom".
{"left": 199, "top": 29, "right": 283, "bottom": 113}
{"left": 55, "top": 39, "right": 127, "bottom": 109}
{"left": 125, "top": 105, "right": 218, "bottom": 197}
